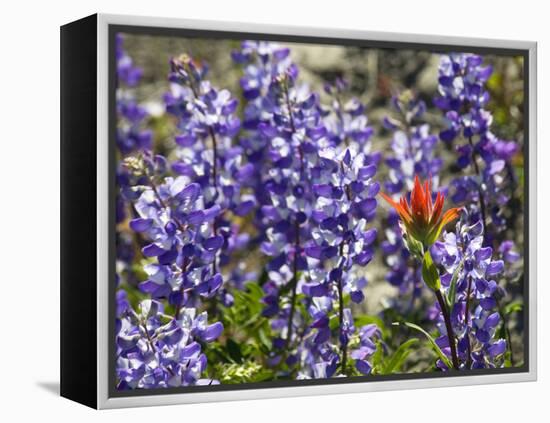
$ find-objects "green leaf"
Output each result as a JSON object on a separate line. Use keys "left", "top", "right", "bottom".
{"left": 369, "top": 340, "right": 386, "bottom": 374}
{"left": 329, "top": 314, "right": 339, "bottom": 331}
{"left": 421, "top": 250, "right": 441, "bottom": 291}
{"left": 258, "top": 328, "right": 272, "bottom": 350}
{"left": 214, "top": 361, "right": 275, "bottom": 384}
{"left": 504, "top": 301, "right": 523, "bottom": 315}
{"left": 246, "top": 282, "right": 266, "bottom": 301}
{"left": 393, "top": 321, "right": 453, "bottom": 369}
{"left": 383, "top": 338, "right": 419, "bottom": 374}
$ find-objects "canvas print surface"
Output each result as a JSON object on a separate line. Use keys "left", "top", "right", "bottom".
{"left": 113, "top": 30, "right": 526, "bottom": 391}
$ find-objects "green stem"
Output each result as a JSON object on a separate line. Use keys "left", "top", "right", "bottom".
{"left": 497, "top": 298, "right": 515, "bottom": 366}
{"left": 464, "top": 275, "right": 473, "bottom": 368}
{"left": 467, "top": 136, "right": 488, "bottom": 237}
{"left": 435, "top": 289, "right": 460, "bottom": 370}
{"left": 337, "top": 274, "right": 347, "bottom": 374}
{"left": 285, "top": 220, "right": 300, "bottom": 350}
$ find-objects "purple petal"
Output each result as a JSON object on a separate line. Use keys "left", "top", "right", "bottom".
{"left": 180, "top": 341, "right": 201, "bottom": 359}
{"left": 203, "top": 235, "right": 224, "bottom": 252}
{"left": 358, "top": 165, "right": 377, "bottom": 180}
{"left": 487, "top": 339, "right": 506, "bottom": 358}
{"left": 175, "top": 134, "right": 196, "bottom": 147}
{"left": 142, "top": 243, "right": 165, "bottom": 257}
{"left": 129, "top": 218, "right": 153, "bottom": 232}
{"left": 355, "top": 359, "right": 372, "bottom": 375}
{"left": 201, "top": 322, "right": 223, "bottom": 342}
{"left": 486, "top": 260, "right": 504, "bottom": 276}
{"left": 484, "top": 312, "right": 500, "bottom": 330}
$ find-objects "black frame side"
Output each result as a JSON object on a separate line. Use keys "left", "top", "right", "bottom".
{"left": 60, "top": 14, "right": 98, "bottom": 409}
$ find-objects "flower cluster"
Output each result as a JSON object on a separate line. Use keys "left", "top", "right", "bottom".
{"left": 291, "top": 144, "right": 379, "bottom": 376}
{"left": 164, "top": 53, "right": 257, "bottom": 306}
{"left": 116, "top": 153, "right": 225, "bottom": 387}
{"left": 165, "top": 54, "right": 244, "bottom": 209}
{"left": 231, "top": 41, "right": 298, "bottom": 228}
{"left": 431, "top": 214, "right": 508, "bottom": 369}
{"left": 434, "top": 54, "right": 520, "bottom": 239}
{"left": 115, "top": 35, "right": 153, "bottom": 289}
{"left": 128, "top": 163, "right": 221, "bottom": 297}
{"left": 114, "top": 36, "right": 524, "bottom": 386}
{"left": 116, "top": 34, "right": 152, "bottom": 156}
{"left": 231, "top": 41, "right": 380, "bottom": 377}
{"left": 426, "top": 53, "right": 521, "bottom": 369}
{"left": 116, "top": 299, "right": 221, "bottom": 389}
{"left": 322, "top": 78, "right": 376, "bottom": 154}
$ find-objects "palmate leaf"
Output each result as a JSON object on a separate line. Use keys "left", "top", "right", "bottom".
{"left": 382, "top": 338, "right": 419, "bottom": 374}
{"left": 393, "top": 321, "right": 453, "bottom": 369}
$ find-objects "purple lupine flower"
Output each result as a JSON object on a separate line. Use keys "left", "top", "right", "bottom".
{"left": 296, "top": 297, "right": 339, "bottom": 379}
{"left": 124, "top": 159, "right": 224, "bottom": 305}
{"left": 434, "top": 53, "right": 520, "bottom": 240}
{"left": 251, "top": 68, "right": 380, "bottom": 377}
{"left": 350, "top": 324, "right": 381, "bottom": 375}
{"left": 322, "top": 78, "right": 376, "bottom": 153}
{"left": 164, "top": 54, "right": 242, "bottom": 207}
{"left": 116, "top": 33, "right": 143, "bottom": 87}
{"left": 114, "top": 34, "right": 154, "bottom": 296}
{"left": 116, "top": 151, "right": 227, "bottom": 387}
{"left": 433, "top": 55, "right": 520, "bottom": 367}
{"left": 305, "top": 147, "right": 379, "bottom": 299}
{"left": 430, "top": 212, "right": 507, "bottom": 369}
{"left": 300, "top": 143, "right": 379, "bottom": 375}
{"left": 116, "top": 300, "right": 221, "bottom": 389}
{"left": 231, "top": 41, "right": 298, "bottom": 231}
{"left": 256, "top": 68, "right": 324, "bottom": 363}
{"left": 434, "top": 54, "right": 492, "bottom": 142}
{"left": 117, "top": 99, "right": 153, "bottom": 155}
{"left": 163, "top": 53, "right": 257, "bottom": 307}
{"left": 116, "top": 34, "right": 152, "bottom": 156}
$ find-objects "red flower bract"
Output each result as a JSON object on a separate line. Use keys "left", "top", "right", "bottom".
{"left": 380, "top": 175, "right": 461, "bottom": 248}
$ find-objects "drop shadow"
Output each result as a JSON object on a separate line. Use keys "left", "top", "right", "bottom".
{"left": 36, "top": 381, "right": 60, "bottom": 396}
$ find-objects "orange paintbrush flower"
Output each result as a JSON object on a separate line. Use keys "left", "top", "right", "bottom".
{"left": 380, "top": 176, "right": 461, "bottom": 249}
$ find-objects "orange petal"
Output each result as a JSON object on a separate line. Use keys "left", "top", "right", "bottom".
{"left": 423, "top": 180, "right": 432, "bottom": 217}
{"left": 430, "top": 192, "right": 444, "bottom": 227}
{"left": 425, "top": 180, "right": 433, "bottom": 214}
{"left": 440, "top": 207, "right": 461, "bottom": 227}
{"left": 380, "top": 191, "right": 413, "bottom": 225}
{"left": 426, "top": 207, "right": 461, "bottom": 245}
{"left": 411, "top": 176, "right": 424, "bottom": 219}
{"left": 379, "top": 191, "right": 400, "bottom": 210}
{"left": 399, "top": 197, "right": 413, "bottom": 224}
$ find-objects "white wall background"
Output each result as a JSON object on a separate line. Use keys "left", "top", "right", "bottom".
{"left": 0, "top": 0, "right": 546, "bottom": 420}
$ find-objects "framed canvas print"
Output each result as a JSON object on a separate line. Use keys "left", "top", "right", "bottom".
{"left": 60, "top": 13, "right": 537, "bottom": 409}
